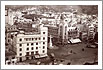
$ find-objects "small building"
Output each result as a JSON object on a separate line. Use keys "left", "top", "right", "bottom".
{"left": 76, "top": 24, "right": 89, "bottom": 41}
{"left": 5, "top": 24, "right": 18, "bottom": 45}
{"left": 88, "top": 24, "right": 95, "bottom": 39}
{"left": 67, "top": 27, "right": 79, "bottom": 39}
{"left": 5, "top": 50, "right": 17, "bottom": 65}
{"left": 5, "top": 8, "right": 16, "bottom": 25}
{"left": 67, "top": 27, "right": 81, "bottom": 44}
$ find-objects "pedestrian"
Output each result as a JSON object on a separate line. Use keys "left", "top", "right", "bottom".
{"left": 82, "top": 48, "right": 84, "bottom": 51}
{"left": 70, "top": 50, "right": 72, "bottom": 53}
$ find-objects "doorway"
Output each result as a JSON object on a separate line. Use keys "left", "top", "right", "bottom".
{"left": 19, "top": 57, "right": 22, "bottom": 62}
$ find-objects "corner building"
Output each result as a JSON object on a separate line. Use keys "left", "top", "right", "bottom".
{"left": 14, "top": 25, "right": 48, "bottom": 62}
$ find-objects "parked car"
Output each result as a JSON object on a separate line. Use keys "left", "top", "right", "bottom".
{"left": 86, "top": 44, "right": 97, "bottom": 48}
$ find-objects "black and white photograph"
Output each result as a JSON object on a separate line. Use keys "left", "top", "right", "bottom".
{"left": 1, "top": 1, "right": 102, "bottom": 69}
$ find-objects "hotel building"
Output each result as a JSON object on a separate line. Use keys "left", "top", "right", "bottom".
{"left": 13, "top": 25, "right": 48, "bottom": 62}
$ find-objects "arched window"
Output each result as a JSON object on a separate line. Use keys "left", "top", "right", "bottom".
{"left": 60, "top": 26, "right": 62, "bottom": 35}
{"left": 65, "top": 26, "right": 67, "bottom": 35}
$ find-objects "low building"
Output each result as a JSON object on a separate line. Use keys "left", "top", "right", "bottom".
{"left": 5, "top": 24, "right": 18, "bottom": 46}
{"left": 67, "top": 27, "right": 79, "bottom": 39}
{"left": 13, "top": 25, "right": 48, "bottom": 62}
{"left": 5, "top": 8, "right": 16, "bottom": 25}
{"left": 67, "top": 27, "right": 81, "bottom": 44}
{"left": 76, "top": 24, "right": 89, "bottom": 41}
{"left": 88, "top": 24, "right": 95, "bottom": 39}
{"left": 5, "top": 50, "right": 17, "bottom": 65}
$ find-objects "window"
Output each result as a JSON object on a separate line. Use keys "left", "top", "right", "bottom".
{"left": 27, "top": 48, "right": 29, "bottom": 50}
{"left": 43, "top": 32, "right": 45, "bottom": 34}
{"left": 25, "top": 38, "right": 28, "bottom": 41}
{"left": 36, "top": 47, "right": 38, "bottom": 49}
{"left": 31, "top": 43, "right": 33, "bottom": 46}
{"left": 65, "top": 33, "right": 66, "bottom": 35}
{"left": 42, "top": 50, "right": 45, "bottom": 53}
{"left": 19, "top": 38, "right": 22, "bottom": 41}
{"left": 27, "top": 43, "right": 29, "bottom": 46}
{"left": 31, "top": 47, "right": 34, "bottom": 50}
{"left": 36, "top": 43, "right": 38, "bottom": 45}
{"left": 19, "top": 48, "right": 22, "bottom": 51}
{"left": 43, "top": 37, "right": 45, "bottom": 40}
{"left": 32, "top": 38, "right": 34, "bottom": 40}
{"left": 8, "top": 39, "right": 10, "bottom": 42}
{"left": 26, "top": 52, "right": 29, "bottom": 56}
{"left": 26, "top": 57, "right": 29, "bottom": 60}
{"left": 20, "top": 53, "right": 22, "bottom": 56}
{"left": 39, "top": 38, "right": 40, "bottom": 40}
{"left": 65, "top": 26, "right": 67, "bottom": 35}
{"left": 19, "top": 44, "right": 22, "bottom": 47}
{"left": 65, "top": 20, "right": 67, "bottom": 21}
{"left": 12, "top": 61, "right": 14, "bottom": 64}
{"left": 43, "top": 46, "right": 45, "bottom": 49}
{"left": 29, "top": 38, "right": 31, "bottom": 41}
{"left": 35, "top": 38, "right": 37, "bottom": 40}
{"left": 8, "top": 28, "right": 10, "bottom": 30}
{"left": 8, "top": 62, "right": 11, "bottom": 65}
{"left": 35, "top": 51, "right": 38, "bottom": 54}
{"left": 43, "top": 42, "right": 45, "bottom": 44}
{"left": 12, "top": 57, "right": 15, "bottom": 59}
{"left": 31, "top": 52, "right": 34, "bottom": 55}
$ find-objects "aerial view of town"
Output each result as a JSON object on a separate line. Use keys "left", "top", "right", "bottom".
{"left": 5, "top": 5, "right": 98, "bottom": 65}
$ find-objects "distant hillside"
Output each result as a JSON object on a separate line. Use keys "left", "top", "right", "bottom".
{"left": 5, "top": 5, "right": 81, "bottom": 12}
{"left": 5, "top": 5, "right": 98, "bottom": 15}
{"left": 79, "top": 5, "right": 98, "bottom": 15}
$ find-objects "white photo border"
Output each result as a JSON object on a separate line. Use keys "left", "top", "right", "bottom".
{"left": 1, "top": 1, "right": 102, "bottom": 69}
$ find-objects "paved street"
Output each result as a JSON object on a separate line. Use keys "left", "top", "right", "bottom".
{"left": 48, "top": 42, "right": 98, "bottom": 65}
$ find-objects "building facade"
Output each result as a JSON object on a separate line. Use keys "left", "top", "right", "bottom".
{"left": 44, "top": 25, "right": 59, "bottom": 45}
{"left": 5, "top": 50, "right": 17, "bottom": 65}
{"left": 88, "top": 24, "right": 95, "bottom": 40}
{"left": 14, "top": 25, "right": 48, "bottom": 62}
{"left": 58, "top": 14, "right": 69, "bottom": 44}
{"left": 67, "top": 27, "right": 79, "bottom": 39}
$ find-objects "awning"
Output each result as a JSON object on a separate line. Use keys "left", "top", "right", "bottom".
{"left": 68, "top": 41, "right": 70, "bottom": 43}
{"left": 70, "top": 38, "right": 81, "bottom": 43}
{"left": 11, "top": 59, "right": 17, "bottom": 62}
{"left": 35, "top": 54, "right": 48, "bottom": 58}
{"left": 35, "top": 55, "right": 40, "bottom": 58}
{"left": 40, "top": 54, "right": 48, "bottom": 58}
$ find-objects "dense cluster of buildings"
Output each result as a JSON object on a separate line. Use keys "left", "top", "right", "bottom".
{"left": 5, "top": 7, "right": 98, "bottom": 65}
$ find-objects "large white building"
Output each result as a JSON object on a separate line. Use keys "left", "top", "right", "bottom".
{"left": 13, "top": 25, "right": 48, "bottom": 62}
